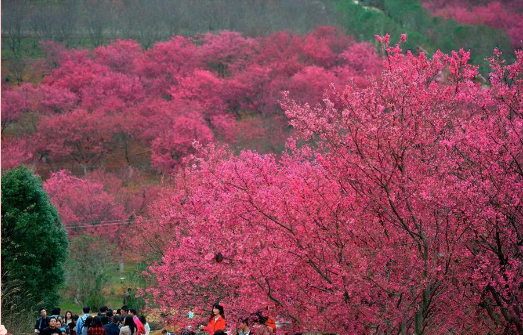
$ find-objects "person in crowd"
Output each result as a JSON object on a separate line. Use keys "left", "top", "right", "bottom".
{"left": 70, "top": 317, "right": 78, "bottom": 335}
{"left": 87, "top": 316, "right": 106, "bottom": 335}
{"left": 97, "top": 306, "right": 108, "bottom": 325}
{"left": 55, "top": 320, "right": 66, "bottom": 335}
{"left": 64, "top": 311, "right": 74, "bottom": 327}
{"left": 120, "top": 306, "right": 129, "bottom": 317}
{"left": 76, "top": 307, "right": 91, "bottom": 335}
{"left": 119, "top": 315, "right": 136, "bottom": 335}
{"left": 123, "top": 288, "right": 131, "bottom": 305}
{"left": 58, "top": 317, "right": 71, "bottom": 335}
{"left": 236, "top": 318, "right": 251, "bottom": 335}
{"left": 116, "top": 309, "right": 121, "bottom": 316}
{"left": 35, "top": 308, "right": 50, "bottom": 333}
{"left": 104, "top": 315, "right": 120, "bottom": 335}
{"left": 254, "top": 311, "right": 274, "bottom": 334}
{"left": 264, "top": 309, "right": 276, "bottom": 334}
{"left": 51, "top": 308, "right": 61, "bottom": 320}
{"left": 254, "top": 317, "right": 272, "bottom": 335}
{"left": 81, "top": 316, "right": 93, "bottom": 335}
{"left": 128, "top": 309, "right": 145, "bottom": 335}
{"left": 41, "top": 317, "right": 61, "bottom": 335}
{"left": 104, "top": 310, "right": 114, "bottom": 326}
{"left": 138, "top": 316, "right": 149, "bottom": 335}
{"left": 104, "top": 309, "right": 112, "bottom": 325}
{"left": 204, "top": 303, "right": 226, "bottom": 335}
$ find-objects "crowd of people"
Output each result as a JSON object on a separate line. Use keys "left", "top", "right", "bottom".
{"left": 33, "top": 304, "right": 278, "bottom": 335}
{"left": 34, "top": 306, "right": 149, "bottom": 335}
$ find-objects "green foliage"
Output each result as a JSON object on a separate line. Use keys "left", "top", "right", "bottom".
{"left": 65, "top": 233, "right": 116, "bottom": 311}
{"left": 1, "top": 165, "right": 69, "bottom": 312}
{"left": 329, "top": 0, "right": 515, "bottom": 75}
{"left": 125, "top": 262, "right": 153, "bottom": 313}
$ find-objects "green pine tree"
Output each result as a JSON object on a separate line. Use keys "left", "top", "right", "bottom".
{"left": 1, "top": 166, "right": 69, "bottom": 315}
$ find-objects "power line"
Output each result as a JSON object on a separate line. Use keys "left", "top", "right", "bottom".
{"left": 63, "top": 221, "right": 133, "bottom": 229}
{"left": 62, "top": 216, "right": 187, "bottom": 229}
{"left": 63, "top": 219, "right": 150, "bottom": 228}
{"left": 62, "top": 218, "right": 125, "bottom": 226}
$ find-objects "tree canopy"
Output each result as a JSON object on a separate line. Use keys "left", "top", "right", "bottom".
{"left": 144, "top": 37, "right": 523, "bottom": 334}
{"left": 1, "top": 165, "right": 69, "bottom": 311}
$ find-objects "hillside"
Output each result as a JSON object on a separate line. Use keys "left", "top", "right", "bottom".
{"left": 2, "top": 0, "right": 517, "bottom": 83}
{"left": 1, "top": 1, "right": 521, "bottom": 333}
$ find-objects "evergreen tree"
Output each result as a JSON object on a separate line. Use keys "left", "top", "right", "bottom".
{"left": 1, "top": 166, "right": 69, "bottom": 311}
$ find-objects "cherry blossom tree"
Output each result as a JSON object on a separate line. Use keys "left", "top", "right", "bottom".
{"left": 423, "top": 0, "right": 523, "bottom": 49}
{"left": 145, "top": 37, "right": 522, "bottom": 334}
{"left": 34, "top": 109, "right": 113, "bottom": 174}
{"left": 301, "top": 26, "right": 353, "bottom": 68}
{"left": 4, "top": 28, "right": 382, "bottom": 175}
{"left": 198, "top": 30, "right": 257, "bottom": 77}
{"left": 151, "top": 112, "right": 214, "bottom": 174}
{"left": 33, "top": 84, "right": 78, "bottom": 114}
{"left": 2, "top": 85, "right": 31, "bottom": 134}
{"left": 44, "top": 170, "right": 126, "bottom": 237}
{"left": 1, "top": 138, "right": 33, "bottom": 170}
{"left": 94, "top": 39, "right": 143, "bottom": 74}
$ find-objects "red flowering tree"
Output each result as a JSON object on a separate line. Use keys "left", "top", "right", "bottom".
{"left": 198, "top": 31, "right": 257, "bottom": 76}
{"left": 151, "top": 112, "right": 214, "bottom": 174}
{"left": 1, "top": 138, "right": 33, "bottom": 170}
{"left": 145, "top": 37, "right": 522, "bottom": 334}
{"left": 33, "top": 84, "right": 79, "bottom": 114}
{"left": 34, "top": 109, "right": 113, "bottom": 174}
{"left": 44, "top": 170, "right": 126, "bottom": 237}
{"left": 94, "top": 39, "right": 143, "bottom": 74}
{"left": 4, "top": 27, "right": 382, "bottom": 176}
{"left": 2, "top": 87, "right": 29, "bottom": 134}
{"left": 423, "top": 0, "right": 523, "bottom": 49}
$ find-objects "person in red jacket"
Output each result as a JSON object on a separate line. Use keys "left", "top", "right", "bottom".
{"left": 264, "top": 306, "right": 276, "bottom": 333}
{"left": 129, "top": 309, "right": 146, "bottom": 335}
{"left": 204, "top": 303, "right": 226, "bottom": 334}
{"left": 265, "top": 317, "right": 276, "bottom": 333}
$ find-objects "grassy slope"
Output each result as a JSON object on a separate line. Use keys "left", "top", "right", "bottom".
{"left": 328, "top": 0, "right": 515, "bottom": 75}
{"left": 58, "top": 259, "right": 134, "bottom": 315}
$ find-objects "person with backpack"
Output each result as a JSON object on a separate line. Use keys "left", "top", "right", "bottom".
{"left": 76, "top": 307, "right": 91, "bottom": 335}
{"left": 81, "top": 316, "right": 93, "bottom": 335}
